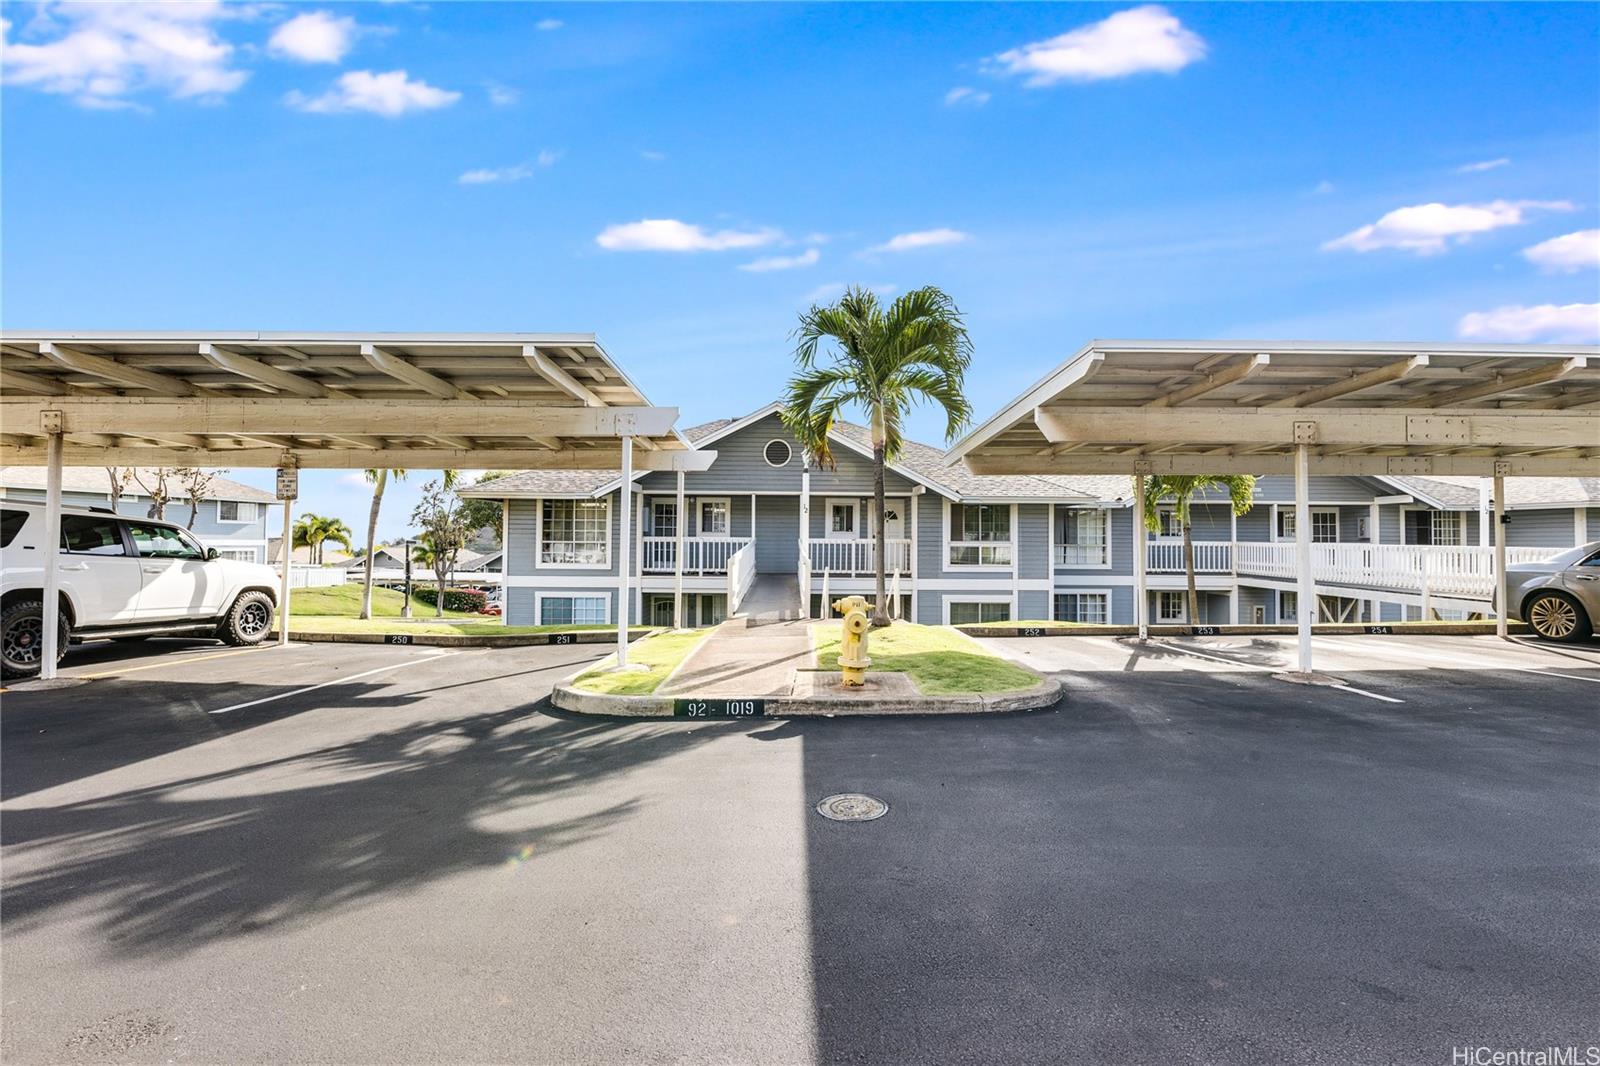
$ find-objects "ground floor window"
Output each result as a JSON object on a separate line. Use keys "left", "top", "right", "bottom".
{"left": 948, "top": 600, "right": 1010, "bottom": 625}
{"left": 1278, "top": 591, "right": 1297, "bottom": 622}
{"left": 540, "top": 595, "right": 608, "bottom": 625}
{"left": 1053, "top": 592, "right": 1108, "bottom": 624}
{"left": 216, "top": 548, "right": 259, "bottom": 563}
{"left": 810, "top": 594, "right": 911, "bottom": 620}
{"left": 644, "top": 593, "right": 725, "bottom": 627}
{"left": 1157, "top": 591, "right": 1187, "bottom": 622}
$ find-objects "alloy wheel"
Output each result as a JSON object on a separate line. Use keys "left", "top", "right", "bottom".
{"left": 1529, "top": 595, "right": 1578, "bottom": 640}
{"left": 3, "top": 617, "right": 43, "bottom": 667}
{"left": 238, "top": 602, "right": 271, "bottom": 638}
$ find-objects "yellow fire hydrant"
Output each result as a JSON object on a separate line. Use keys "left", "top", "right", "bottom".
{"left": 832, "top": 595, "right": 872, "bottom": 687}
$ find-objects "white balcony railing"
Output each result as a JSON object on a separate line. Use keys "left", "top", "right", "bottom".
{"left": 1231, "top": 542, "right": 1559, "bottom": 600}
{"left": 1145, "top": 539, "right": 1233, "bottom": 573}
{"left": 727, "top": 542, "right": 756, "bottom": 613}
{"left": 808, "top": 538, "right": 913, "bottom": 575}
{"left": 641, "top": 536, "right": 751, "bottom": 574}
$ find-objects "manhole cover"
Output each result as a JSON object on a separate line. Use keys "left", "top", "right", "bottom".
{"left": 815, "top": 793, "right": 889, "bottom": 822}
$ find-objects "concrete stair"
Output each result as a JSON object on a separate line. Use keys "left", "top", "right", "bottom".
{"left": 734, "top": 574, "right": 804, "bottom": 627}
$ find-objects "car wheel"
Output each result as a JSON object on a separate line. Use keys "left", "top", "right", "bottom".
{"left": 220, "top": 591, "right": 275, "bottom": 646}
{"left": 1524, "top": 591, "right": 1592, "bottom": 643}
{"left": 1, "top": 600, "right": 69, "bottom": 680}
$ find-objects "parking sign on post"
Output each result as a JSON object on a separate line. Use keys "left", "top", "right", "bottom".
{"left": 276, "top": 467, "right": 299, "bottom": 502}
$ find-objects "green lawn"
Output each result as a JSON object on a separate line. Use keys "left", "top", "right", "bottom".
{"left": 571, "top": 629, "right": 713, "bottom": 696}
{"left": 289, "top": 583, "right": 481, "bottom": 620}
{"left": 811, "top": 621, "right": 1041, "bottom": 696}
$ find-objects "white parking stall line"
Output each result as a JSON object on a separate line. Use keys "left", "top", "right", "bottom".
{"left": 207, "top": 652, "right": 452, "bottom": 715}
{"left": 1153, "top": 640, "right": 1404, "bottom": 703}
{"left": 1313, "top": 637, "right": 1600, "bottom": 686}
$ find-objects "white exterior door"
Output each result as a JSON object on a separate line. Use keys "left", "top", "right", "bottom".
{"left": 127, "top": 522, "right": 231, "bottom": 620}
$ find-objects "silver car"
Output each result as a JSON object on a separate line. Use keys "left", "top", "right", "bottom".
{"left": 1506, "top": 540, "right": 1600, "bottom": 643}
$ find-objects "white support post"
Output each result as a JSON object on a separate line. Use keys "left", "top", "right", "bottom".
{"left": 673, "top": 469, "right": 686, "bottom": 629}
{"left": 1294, "top": 443, "right": 1314, "bottom": 673}
{"left": 1134, "top": 473, "right": 1148, "bottom": 639}
{"left": 1493, "top": 469, "right": 1507, "bottom": 639}
{"left": 39, "top": 430, "right": 64, "bottom": 680}
{"left": 800, "top": 467, "right": 811, "bottom": 619}
{"left": 1478, "top": 479, "right": 1491, "bottom": 547}
{"left": 501, "top": 499, "right": 510, "bottom": 627}
{"left": 279, "top": 498, "right": 293, "bottom": 646}
{"left": 617, "top": 436, "right": 633, "bottom": 666}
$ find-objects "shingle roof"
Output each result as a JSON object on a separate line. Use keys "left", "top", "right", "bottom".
{"left": 1386, "top": 475, "right": 1600, "bottom": 510}
{"left": 461, "top": 468, "right": 617, "bottom": 497}
{"left": 0, "top": 466, "right": 276, "bottom": 503}
{"left": 829, "top": 421, "right": 1122, "bottom": 501}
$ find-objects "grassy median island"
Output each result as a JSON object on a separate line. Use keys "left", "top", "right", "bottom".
{"left": 571, "top": 628, "right": 713, "bottom": 696}
{"left": 811, "top": 621, "right": 1041, "bottom": 696}
{"left": 285, "top": 584, "right": 628, "bottom": 637}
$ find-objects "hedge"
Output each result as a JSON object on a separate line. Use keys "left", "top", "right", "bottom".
{"left": 413, "top": 586, "right": 489, "bottom": 612}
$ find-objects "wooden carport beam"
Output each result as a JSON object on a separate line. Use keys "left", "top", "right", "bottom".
{"left": 40, "top": 342, "right": 196, "bottom": 397}
{"left": 1419, "top": 356, "right": 1586, "bottom": 407}
{"left": 200, "top": 344, "right": 330, "bottom": 398}
{"left": 361, "top": 344, "right": 474, "bottom": 401}
{"left": 1265, "top": 355, "right": 1429, "bottom": 408}
{"left": 962, "top": 451, "right": 1598, "bottom": 477}
{"left": 1146, "top": 353, "right": 1269, "bottom": 407}
{"left": 0, "top": 367, "right": 67, "bottom": 395}
{"left": 0, "top": 443, "right": 718, "bottom": 471}
{"left": 523, "top": 345, "right": 603, "bottom": 406}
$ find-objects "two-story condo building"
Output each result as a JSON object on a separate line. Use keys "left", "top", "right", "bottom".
{"left": 0, "top": 466, "right": 275, "bottom": 562}
{"left": 463, "top": 404, "right": 1597, "bottom": 628}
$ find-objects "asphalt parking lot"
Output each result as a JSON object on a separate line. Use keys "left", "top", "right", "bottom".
{"left": 2, "top": 633, "right": 1597, "bottom": 1064}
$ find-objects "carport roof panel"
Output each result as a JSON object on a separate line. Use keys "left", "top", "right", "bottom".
{"left": 946, "top": 339, "right": 1600, "bottom": 477}
{"left": 0, "top": 331, "right": 706, "bottom": 468}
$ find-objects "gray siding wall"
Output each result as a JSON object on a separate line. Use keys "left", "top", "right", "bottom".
{"left": 636, "top": 412, "right": 916, "bottom": 496}
{"left": 1018, "top": 589, "right": 1049, "bottom": 620}
{"left": 1589, "top": 508, "right": 1599, "bottom": 542}
{"left": 1504, "top": 508, "right": 1580, "bottom": 548}
{"left": 1017, "top": 505, "right": 1051, "bottom": 581}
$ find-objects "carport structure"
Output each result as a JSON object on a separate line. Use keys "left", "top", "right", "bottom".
{"left": 0, "top": 331, "right": 714, "bottom": 678}
{"left": 947, "top": 340, "right": 1600, "bottom": 672}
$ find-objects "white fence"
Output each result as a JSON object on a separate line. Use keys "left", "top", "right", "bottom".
{"left": 726, "top": 543, "right": 757, "bottom": 613}
{"left": 272, "top": 565, "right": 350, "bottom": 589}
{"left": 1145, "top": 539, "right": 1233, "bottom": 573}
{"left": 641, "top": 536, "right": 750, "bottom": 573}
{"left": 807, "top": 538, "right": 913, "bottom": 575}
{"left": 1231, "top": 542, "right": 1558, "bottom": 600}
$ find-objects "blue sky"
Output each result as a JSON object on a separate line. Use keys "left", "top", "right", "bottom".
{"left": 4, "top": 2, "right": 1597, "bottom": 544}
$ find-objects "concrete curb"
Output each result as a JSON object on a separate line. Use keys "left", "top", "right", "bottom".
{"left": 961, "top": 622, "right": 1532, "bottom": 639}
{"left": 549, "top": 672, "right": 1063, "bottom": 718}
{"left": 275, "top": 628, "right": 655, "bottom": 648}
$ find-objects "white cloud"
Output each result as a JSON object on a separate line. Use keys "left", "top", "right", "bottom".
{"left": 536, "top": 18, "right": 563, "bottom": 31}
{"left": 990, "top": 5, "right": 1205, "bottom": 87}
{"left": 268, "top": 11, "right": 355, "bottom": 64}
{"left": 802, "top": 281, "right": 897, "bottom": 304}
{"left": 640, "top": 150, "right": 666, "bottom": 162}
{"left": 595, "top": 219, "right": 781, "bottom": 252}
{"left": 458, "top": 150, "right": 560, "bottom": 185}
{"left": 486, "top": 82, "right": 518, "bottom": 106}
{"left": 866, "top": 228, "right": 971, "bottom": 254}
{"left": 1457, "top": 303, "right": 1599, "bottom": 343}
{"left": 1322, "top": 200, "right": 1574, "bottom": 256}
{"left": 1457, "top": 157, "right": 1510, "bottom": 174}
{"left": 337, "top": 472, "right": 371, "bottom": 488}
{"left": 944, "top": 85, "right": 990, "bottom": 107}
{"left": 1312, "top": 180, "right": 1336, "bottom": 195}
{"left": 286, "top": 69, "right": 461, "bottom": 116}
{"left": 739, "top": 248, "right": 820, "bottom": 273}
{"left": 0, "top": 1, "right": 247, "bottom": 107}
{"left": 1522, "top": 230, "right": 1600, "bottom": 274}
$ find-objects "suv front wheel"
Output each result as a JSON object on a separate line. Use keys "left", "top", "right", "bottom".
{"left": 2, "top": 599, "right": 70, "bottom": 680}
{"left": 219, "top": 591, "right": 275, "bottom": 646}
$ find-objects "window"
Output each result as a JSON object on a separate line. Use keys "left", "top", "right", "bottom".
{"left": 1157, "top": 507, "right": 1183, "bottom": 537}
{"left": 949, "top": 503, "right": 1012, "bottom": 567}
{"left": 830, "top": 502, "right": 854, "bottom": 534}
{"left": 541, "top": 499, "right": 610, "bottom": 566}
{"left": 0, "top": 509, "right": 26, "bottom": 548}
{"left": 1054, "top": 592, "right": 1107, "bottom": 624}
{"left": 539, "top": 595, "right": 608, "bottom": 625}
{"left": 218, "top": 500, "right": 258, "bottom": 523}
{"left": 1056, "top": 509, "right": 1108, "bottom": 566}
{"left": 1356, "top": 515, "right": 1370, "bottom": 541}
{"left": 1157, "top": 591, "right": 1187, "bottom": 622}
{"left": 763, "top": 439, "right": 792, "bottom": 467}
{"left": 1278, "top": 507, "right": 1338, "bottom": 542}
{"left": 216, "top": 548, "right": 258, "bottom": 563}
{"left": 699, "top": 499, "right": 729, "bottom": 536}
{"left": 1405, "top": 510, "right": 1463, "bottom": 546}
{"left": 1279, "top": 591, "right": 1298, "bottom": 621}
{"left": 126, "top": 523, "right": 205, "bottom": 560}
{"left": 650, "top": 500, "right": 678, "bottom": 538}
{"left": 948, "top": 601, "right": 1010, "bottom": 624}
{"left": 61, "top": 516, "right": 126, "bottom": 556}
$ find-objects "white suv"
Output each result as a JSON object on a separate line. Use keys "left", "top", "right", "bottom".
{"left": 1, "top": 501, "right": 282, "bottom": 678}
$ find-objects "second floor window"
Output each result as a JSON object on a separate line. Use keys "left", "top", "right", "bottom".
{"left": 950, "top": 503, "right": 1011, "bottom": 567}
{"left": 218, "top": 500, "right": 257, "bottom": 523}
{"left": 1278, "top": 508, "right": 1339, "bottom": 543}
{"left": 542, "top": 499, "right": 609, "bottom": 566}
{"left": 699, "top": 499, "right": 729, "bottom": 536}
{"left": 1056, "top": 509, "right": 1108, "bottom": 566}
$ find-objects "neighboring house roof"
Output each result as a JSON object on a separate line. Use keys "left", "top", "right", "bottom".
{"left": 267, "top": 538, "right": 356, "bottom": 565}
{"left": 0, "top": 466, "right": 275, "bottom": 503}
{"left": 1381, "top": 475, "right": 1600, "bottom": 511}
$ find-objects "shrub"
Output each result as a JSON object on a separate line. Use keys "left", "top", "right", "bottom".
{"left": 413, "top": 586, "right": 488, "bottom": 612}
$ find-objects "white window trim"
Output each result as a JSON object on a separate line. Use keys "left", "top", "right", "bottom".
{"left": 943, "top": 498, "right": 1016, "bottom": 571}
{"left": 649, "top": 498, "right": 679, "bottom": 538}
{"left": 1054, "top": 506, "right": 1112, "bottom": 570}
{"left": 825, "top": 497, "right": 860, "bottom": 540}
{"left": 1156, "top": 590, "right": 1188, "bottom": 623}
{"left": 762, "top": 439, "right": 793, "bottom": 468}
{"left": 215, "top": 499, "right": 259, "bottom": 525}
{"left": 1053, "top": 588, "right": 1112, "bottom": 625}
{"left": 535, "top": 496, "right": 613, "bottom": 570}
{"left": 1399, "top": 505, "right": 1466, "bottom": 546}
{"left": 1272, "top": 504, "right": 1340, "bottom": 543}
{"left": 696, "top": 497, "right": 731, "bottom": 538}
{"left": 534, "top": 591, "right": 611, "bottom": 625}
{"left": 941, "top": 595, "right": 1014, "bottom": 625}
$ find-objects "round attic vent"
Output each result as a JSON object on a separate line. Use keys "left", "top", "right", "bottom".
{"left": 764, "top": 439, "right": 792, "bottom": 467}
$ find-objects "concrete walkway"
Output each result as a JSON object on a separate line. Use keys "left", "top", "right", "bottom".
{"left": 658, "top": 619, "right": 813, "bottom": 697}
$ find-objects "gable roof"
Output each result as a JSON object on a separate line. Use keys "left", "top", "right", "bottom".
{"left": 0, "top": 466, "right": 275, "bottom": 503}
{"left": 1380, "top": 475, "right": 1600, "bottom": 510}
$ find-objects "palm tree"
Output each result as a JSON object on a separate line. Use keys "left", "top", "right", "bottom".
{"left": 359, "top": 469, "right": 407, "bottom": 620}
{"left": 783, "top": 285, "right": 974, "bottom": 626}
{"left": 292, "top": 514, "right": 355, "bottom": 565}
{"left": 1141, "top": 476, "right": 1257, "bottom": 624}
